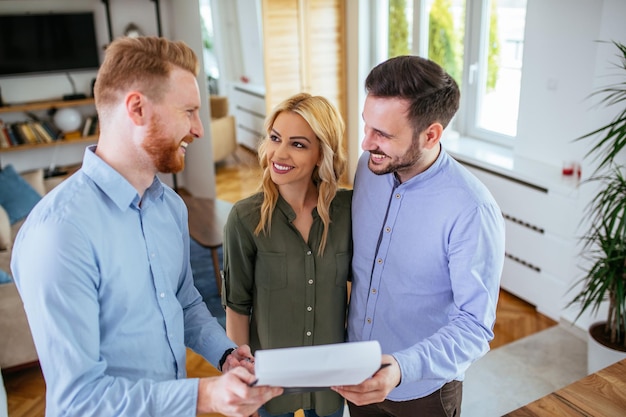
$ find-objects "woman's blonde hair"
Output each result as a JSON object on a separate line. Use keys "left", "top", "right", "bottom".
{"left": 255, "top": 92, "right": 346, "bottom": 255}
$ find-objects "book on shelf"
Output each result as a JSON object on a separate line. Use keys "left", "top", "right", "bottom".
{"left": 27, "top": 122, "right": 45, "bottom": 144}
{"left": 31, "top": 121, "right": 54, "bottom": 143}
{"left": 0, "top": 132, "right": 9, "bottom": 149}
{"left": 26, "top": 111, "right": 61, "bottom": 141}
{"left": 4, "top": 121, "right": 52, "bottom": 145}
{"left": 6, "top": 123, "right": 21, "bottom": 146}
{"left": 82, "top": 116, "right": 93, "bottom": 137}
{"left": 0, "top": 119, "right": 97, "bottom": 151}
{"left": 17, "top": 122, "right": 38, "bottom": 144}
{"left": 10, "top": 123, "right": 25, "bottom": 144}
{"left": 23, "top": 112, "right": 43, "bottom": 143}
{"left": 24, "top": 121, "right": 52, "bottom": 144}
{"left": 41, "top": 120, "right": 61, "bottom": 141}
{"left": 0, "top": 121, "right": 10, "bottom": 148}
{"left": 88, "top": 115, "right": 99, "bottom": 136}
{"left": 81, "top": 115, "right": 99, "bottom": 138}
{"left": 2, "top": 123, "right": 25, "bottom": 146}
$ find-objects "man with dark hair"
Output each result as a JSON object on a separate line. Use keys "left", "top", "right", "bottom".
{"left": 333, "top": 55, "right": 505, "bottom": 416}
{"left": 12, "top": 36, "right": 282, "bottom": 417}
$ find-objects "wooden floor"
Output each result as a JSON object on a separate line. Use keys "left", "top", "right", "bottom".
{"left": 504, "top": 358, "right": 626, "bottom": 417}
{"left": 3, "top": 146, "right": 557, "bottom": 417}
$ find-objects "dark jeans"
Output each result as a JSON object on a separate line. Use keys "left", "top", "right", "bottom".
{"left": 347, "top": 381, "right": 462, "bottom": 417}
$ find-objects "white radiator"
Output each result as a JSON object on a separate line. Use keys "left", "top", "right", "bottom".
{"left": 228, "top": 82, "right": 266, "bottom": 151}
{"left": 462, "top": 162, "right": 580, "bottom": 321}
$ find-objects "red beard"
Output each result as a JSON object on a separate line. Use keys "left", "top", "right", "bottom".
{"left": 142, "top": 117, "right": 193, "bottom": 173}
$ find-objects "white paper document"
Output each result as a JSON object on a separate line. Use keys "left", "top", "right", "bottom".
{"left": 253, "top": 340, "right": 382, "bottom": 390}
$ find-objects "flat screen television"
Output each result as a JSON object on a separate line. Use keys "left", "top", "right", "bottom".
{"left": 0, "top": 12, "right": 100, "bottom": 77}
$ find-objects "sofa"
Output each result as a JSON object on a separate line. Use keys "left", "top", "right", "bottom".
{"left": 0, "top": 166, "right": 66, "bottom": 370}
{"left": 209, "top": 95, "right": 238, "bottom": 163}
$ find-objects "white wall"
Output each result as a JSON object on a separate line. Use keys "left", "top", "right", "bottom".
{"left": 515, "top": 0, "right": 624, "bottom": 176}
{"left": 208, "top": 0, "right": 242, "bottom": 96}
{"left": 207, "top": 0, "right": 264, "bottom": 94}
{"left": 515, "top": 1, "right": 598, "bottom": 169}
{"left": 165, "top": 0, "right": 216, "bottom": 198}
{"left": 234, "top": 0, "right": 264, "bottom": 86}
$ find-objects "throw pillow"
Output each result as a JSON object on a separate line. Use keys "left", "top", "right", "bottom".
{"left": 0, "top": 205, "right": 10, "bottom": 251}
{"left": 0, "top": 268, "right": 11, "bottom": 284}
{"left": 0, "top": 164, "right": 42, "bottom": 224}
{"left": 20, "top": 168, "right": 46, "bottom": 196}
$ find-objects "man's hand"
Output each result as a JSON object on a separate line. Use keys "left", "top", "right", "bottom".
{"left": 331, "top": 354, "right": 401, "bottom": 406}
{"left": 222, "top": 345, "right": 255, "bottom": 374}
{"left": 197, "top": 366, "right": 283, "bottom": 417}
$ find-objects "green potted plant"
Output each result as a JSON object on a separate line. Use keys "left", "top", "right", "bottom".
{"left": 569, "top": 40, "right": 626, "bottom": 373}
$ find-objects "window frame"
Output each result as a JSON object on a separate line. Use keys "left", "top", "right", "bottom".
{"left": 407, "top": 0, "right": 524, "bottom": 148}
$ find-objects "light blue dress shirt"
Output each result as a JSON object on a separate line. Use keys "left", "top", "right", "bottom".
{"left": 11, "top": 146, "right": 235, "bottom": 417}
{"left": 348, "top": 147, "right": 505, "bottom": 401}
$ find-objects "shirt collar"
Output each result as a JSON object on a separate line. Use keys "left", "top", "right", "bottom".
{"left": 395, "top": 144, "right": 447, "bottom": 188}
{"left": 81, "top": 145, "right": 164, "bottom": 211}
{"left": 275, "top": 193, "right": 320, "bottom": 222}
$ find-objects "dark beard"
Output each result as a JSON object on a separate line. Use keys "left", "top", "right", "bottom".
{"left": 368, "top": 139, "right": 423, "bottom": 177}
{"left": 142, "top": 117, "right": 190, "bottom": 174}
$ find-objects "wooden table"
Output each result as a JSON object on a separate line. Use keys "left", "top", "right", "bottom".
{"left": 504, "top": 359, "right": 626, "bottom": 416}
{"left": 181, "top": 194, "right": 233, "bottom": 295}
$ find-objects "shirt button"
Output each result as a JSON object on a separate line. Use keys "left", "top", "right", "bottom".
{"left": 395, "top": 193, "right": 401, "bottom": 199}
{"left": 308, "top": 279, "right": 314, "bottom": 285}
{"left": 306, "top": 331, "right": 312, "bottom": 337}
{"left": 151, "top": 253, "right": 155, "bottom": 258}
{"left": 377, "top": 258, "right": 383, "bottom": 264}
{"left": 160, "top": 292, "right": 165, "bottom": 298}
{"left": 371, "top": 288, "right": 377, "bottom": 294}
{"left": 306, "top": 250, "right": 312, "bottom": 255}
{"left": 367, "top": 318, "right": 372, "bottom": 324}
{"left": 385, "top": 227, "right": 391, "bottom": 233}
{"left": 307, "top": 306, "right": 313, "bottom": 312}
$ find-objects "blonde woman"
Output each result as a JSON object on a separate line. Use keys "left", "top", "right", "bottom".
{"left": 222, "top": 92, "right": 351, "bottom": 417}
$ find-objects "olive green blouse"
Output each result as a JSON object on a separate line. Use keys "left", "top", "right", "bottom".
{"left": 222, "top": 189, "right": 352, "bottom": 416}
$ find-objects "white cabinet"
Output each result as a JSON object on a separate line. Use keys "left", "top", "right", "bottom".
{"left": 229, "top": 82, "right": 266, "bottom": 151}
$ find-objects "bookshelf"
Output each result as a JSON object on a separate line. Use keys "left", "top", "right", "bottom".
{"left": 0, "top": 98, "right": 98, "bottom": 154}
{"left": 0, "top": 97, "right": 95, "bottom": 114}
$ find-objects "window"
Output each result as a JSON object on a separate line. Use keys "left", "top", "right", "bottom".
{"left": 385, "top": 0, "right": 527, "bottom": 145}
